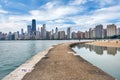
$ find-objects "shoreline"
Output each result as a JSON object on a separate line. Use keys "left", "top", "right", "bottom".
{"left": 86, "top": 40, "right": 120, "bottom": 48}
{"left": 3, "top": 42, "right": 115, "bottom": 80}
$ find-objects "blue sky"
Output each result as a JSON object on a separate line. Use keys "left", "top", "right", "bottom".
{"left": 0, "top": 0, "right": 120, "bottom": 33}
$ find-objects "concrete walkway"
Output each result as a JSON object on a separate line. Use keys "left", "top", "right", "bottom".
{"left": 22, "top": 42, "right": 115, "bottom": 80}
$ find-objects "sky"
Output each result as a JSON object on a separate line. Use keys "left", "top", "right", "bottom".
{"left": 0, "top": 0, "right": 120, "bottom": 33}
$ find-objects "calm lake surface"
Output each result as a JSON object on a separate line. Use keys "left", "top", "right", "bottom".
{"left": 73, "top": 44, "right": 120, "bottom": 80}
{"left": 0, "top": 40, "right": 79, "bottom": 80}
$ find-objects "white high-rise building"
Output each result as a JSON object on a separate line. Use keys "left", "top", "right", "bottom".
{"left": 107, "top": 24, "right": 117, "bottom": 37}
{"left": 58, "top": 31, "right": 65, "bottom": 40}
{"left": 95, "top": 24, "right": 103, "bottom": 38}
{"left": 91, "top": 28, "right": 95, "bottom": 38}
{"left": 67, "top": 27, "right": 71, "bottom": 39}
{"left": 14, "top": 32, "right": 19, "bottom": 40}
{"left": 102, "top": 29, "right": 107, "bottom": 38}
{"left": 89, "top": 28, "right": 92, "bottom": 39}
{"left": 35, "top": 31, "right": 40, "bottom": 39}
{"left": 43, "top": 24, "right": 46, "bottom": 39}
{"left": 54, "top": 27, "right": 58, "bottom": 39}
{"left": 85, "top": 31, "right": 89, "bottom": 39}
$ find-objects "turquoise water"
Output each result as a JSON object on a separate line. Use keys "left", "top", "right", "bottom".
{"left": 0, "top": 40, "right": 79, "bottom": 80}
{"left": 73, "top": 44, "right": 120, "bottom": 80}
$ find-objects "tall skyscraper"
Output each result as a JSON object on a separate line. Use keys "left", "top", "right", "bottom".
{"left": 91, "top": 28, "right": 95, "bottom": 38}
{"left": 107, "top": 24, "right": 117, "bottom": 37}
{"left": 72, "top": 32, "right": 77, "bottom": 39}
{"left": 32, "top": 19, "right": 36, "bottom": 35}
{"left": 55, "top": 27, "right": 58, "bottom": 34}
{"left": 54, "top": 27, "right": 58, "bottom": 39}
{"left": 89, "top": 28, "right": 92, "bottom": 38}
{"left": 46, "top": 31, "right": 51, "bottom": 40}
{"left": 67, "top": 27, "right": 71, "bottom": 39}
{"left": 58, "top": 31, "right": 65, "bottom": 40}
{"left": 14, "top": 31, "right": 19, "bottom": 40}
{"left": 52, "top": 29, "right": 54, "bottom": 34}
{"left": 102, "top": 29, "right": 107, "bottom": 38}
{"left": 21, "top": 28, "right": 24, "bottom": 35}
{"left": 43, "top": 24, "right": 46, "bottom": 39}
{"left": 27, "top": 25, "right": 32, "bottom": 34}
{"left": 8, "top": 32, "right": 12, "bottom": 40}
{"left": 85, "top": 31, "right": 89, "bottom": 38}
{"left": 41, "top": 27, "right": 43, "bottom": 39}
{"left": 95, "top": 24, "right": 103, "bottom": 38}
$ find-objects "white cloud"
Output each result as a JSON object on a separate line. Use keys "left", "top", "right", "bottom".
{"left": 54, "top": 19, "right": 65, "bottom": 23}
{"left": 95, "top": 0, "right": 116, "bottom": 7}
{"left": 0, "top": 9, "right": 8, "bottom": 14}
{"left": 92, "top": 5, "right": 120, "bottom": 22}
{"left": 0, "top": 13, "right": 28, "bottom": 33}
{"left": 67, "top": 5, "right": 120, "bottom": 30}
{"left": 0, "top": 21, "right": 27, "bottom": 33}
{"left": 69, "top": 0, "right": 86, "bottom": 5}
{"left": 29, "top": 2, "right": 82, "bottom": 21}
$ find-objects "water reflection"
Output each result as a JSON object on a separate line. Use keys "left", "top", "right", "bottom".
{"left": 75, "top": 44, "right": 120, "bottom": 56}
{"left": 73, "top": 43, "right": 120, "bottom": 80}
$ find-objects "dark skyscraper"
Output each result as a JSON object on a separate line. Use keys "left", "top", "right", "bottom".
{"left": 32, "top": 19, "right": 36, "bottom": 35}
{"left": 43, "top": 24, "right": 46, "bottom": 39}
{"left": 67, "top": 27, "right": 71, "bottom": 39}
{"left": 27, "top": 25, "right": 31, "bottom": 34}
{"left": 21, "top": 28, "right": 24, "bottom": 35}
{"left": 55, "top": 27, "right": 58, "bottom": 34}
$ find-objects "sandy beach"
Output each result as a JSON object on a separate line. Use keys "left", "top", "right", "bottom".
{"left": 22, "top": 42, "right": 115, "bottom": 80}
{"left": 86, "top": 40, "right": 120, "bottom": 48}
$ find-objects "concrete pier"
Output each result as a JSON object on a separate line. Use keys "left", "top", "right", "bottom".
{"left": 22, "top": 42, "right": 115, "bottom": 80}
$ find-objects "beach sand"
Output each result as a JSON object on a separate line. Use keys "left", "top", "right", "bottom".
{"left": 86, "top": 40, "right": 120, "bottom": 48}
{"left": 22, "top": 42, "right": 115, "bottom": 80}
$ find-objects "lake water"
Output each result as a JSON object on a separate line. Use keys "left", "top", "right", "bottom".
{"left": 0, "top": 40, "right": 80, "bottom": 80}
{"left": 73, "top": 44, "right": 120, "bottom": 80}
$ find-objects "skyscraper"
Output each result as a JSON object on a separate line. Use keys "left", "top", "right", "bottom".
{"left": 32, "top": 19, "right": 36, "bottom": 35}
{"left": 8, "top": 32, "right": 12, "bottom": 40}
{"left": 67, "top": 27, "right": 71, "bottom": 39}
{"left": 107, "top": 24, "right": 117, "bottom": 37}
{"left": 58, "top": 31, "right": 65, "bottom": 40}
{"left": 27, "top": 25, "right": 32, "bottom": 34}
{"left": 54, "top": 27, "right": 58, "bottom": 39}
{"left": 43, "top": 24, "right": 46, "bottom": 39}
{"left": 91, "top": 28, "right": 95, "bottom": 38}
{"left": 89, "top": 28, "right": 92, "bottom": 38}
{"left": 95, "top": 24, "right": 103, "bottom": 38}
{"left": 102, "top": 29, "right": 107, "bottom": 38}
{"left": 55, "top": 27, "right": 58, "bottom": 34}
{"left": 21, "top": 28, "right": 24, "bottom": 35}
{"left": 85, "top": 31, "right": 89, "bottom": 38}
{"left": 72, "top": 32, "right": 77, "bottom": 39}
{"left": 14, "top": 31, "right": 19, "bottom": 40}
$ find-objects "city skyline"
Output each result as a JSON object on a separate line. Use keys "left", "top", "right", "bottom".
{"left": 0, "top": 0, "right": 120, "bottom": 33}
{"left": 0, "top": 19, "right": 120, "bottom": 40}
